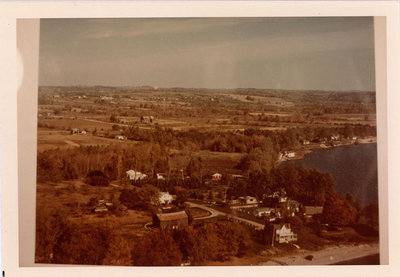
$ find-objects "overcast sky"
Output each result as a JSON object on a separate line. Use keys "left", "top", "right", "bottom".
{"left": 39, "top": 17, "right": 375, "bottom": 91}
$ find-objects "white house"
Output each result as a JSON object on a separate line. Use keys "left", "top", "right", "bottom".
{"left": 253, "top": 207, "right": 275, "bottom": 217}
{"left": 157, "top": 173, "right": 165, "bottom": 180}
{"left": 267, "top": 223, "right": 297, "bottom": 246}
{"left": 279, "top": 151, "right": 295, "bottom": 160}
{"left": 212, "top": 173, "right": 222, "bottom": 181}
{"left": 159, "top": 192, "right": 174, "bottom": 205}
{"left": 274, "top": 223, "right": 297, "bottom": 244}
{"left": 115, "top": 135, "right": 126, "bottom": 140}
{"left": 239, "top": 196, "right": 258, "bottom": 205}
{"left": 126, "top": 169, "right": 147, "bottom": 181}
{"left": 287, "top": 152, "right": 295, "bottom": 158}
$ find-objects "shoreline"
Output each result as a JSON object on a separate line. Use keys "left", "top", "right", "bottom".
{"left": 277, "top": 136, "right": 377, "bottom": 164}
{"left": 258, "top": 242, "right": 379, "bottom": 266}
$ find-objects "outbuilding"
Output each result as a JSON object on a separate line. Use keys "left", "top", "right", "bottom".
{"left": 153, "top": 211, "right": 188, "bottom": 230}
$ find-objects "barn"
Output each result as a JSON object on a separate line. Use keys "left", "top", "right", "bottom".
{"left": 153, "top": 211, "right": 188, "bottom": 230}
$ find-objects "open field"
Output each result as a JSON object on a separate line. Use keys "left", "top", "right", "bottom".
{"left": 37, "top": 128, "right": 139, "bottom": 152}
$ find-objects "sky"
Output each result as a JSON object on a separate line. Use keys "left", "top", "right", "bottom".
{"left": 39, "top": 17, "right": 375, "bottom": 91}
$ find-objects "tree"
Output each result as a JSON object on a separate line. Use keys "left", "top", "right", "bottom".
{"left": 110, "top": 114, "right": 118, "bottom": 123}
{"left": 177, "top": 222, "right": 250, "bottom": 265}
{"left": 119, "top": 185, "right": 159, "bottom": 211}
{"left": 132, "top": 230, "right": 182, "bottom": 266}
{"left": 35, "top": 205, "right": 71, "bottom": 263}
{"left": 103, "top": 233, "right": 132, "bottom": 266}
{"left": 174, "top": 186, "right": 189, "bottom": 206}
{"left": 323, "top": 191, "right": 356, "bottom": 227}
{"left": 54, "top": 225, "right": 111, "bottom": 265}
{"left": 86, "top": 170, "right": 109, "bottom": 187}
{"left": 186, "top": 157, "right": 203, "bottom": 184}
{"left": 361, "top": 203, "right": 379, "bottom": 228}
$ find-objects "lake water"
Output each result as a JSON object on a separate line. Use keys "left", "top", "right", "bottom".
{"left": 284, "top": 143, "right": 378, "bottom": 207}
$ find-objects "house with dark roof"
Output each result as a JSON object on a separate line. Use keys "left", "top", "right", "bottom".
{"left": 153, "top": 211, "right": 188, "bottom": 230}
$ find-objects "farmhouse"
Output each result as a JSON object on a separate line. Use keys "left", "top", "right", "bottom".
{"left": 126, "top": 169, "right": 147, "bottom": 181}
{"left": 265, "top": 223, "right": 298, "bottom": 246}
{"left": 153, "top": 211, "right": 188, "bottom": 230}
{"left": 287, "top": 152, "right": 295, "bottom": 158}
{"left": 253, "top": 207, "right": 276, "bottom": 217}
{"left": 212, "top": 173, "right": 222, "bottom": 181}
{"left": 159, "top": 192, "right": 174, "bottom": 205}
{"left": 239, "top": 196, "right": 258, "bottom": 205}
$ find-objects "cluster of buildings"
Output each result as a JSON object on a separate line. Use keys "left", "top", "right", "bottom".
{"left": 140, "top": 115, "right": 157, "bottom": 124}
{"left": 121, "top": 168, "right": 324, "bottom": 248}
{"left": 70, "top": 128, "right": 87, "bottom": 135}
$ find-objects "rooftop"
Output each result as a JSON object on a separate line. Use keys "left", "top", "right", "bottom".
{"left": 156, "top": 211, "right": 188, "bottom": 221}
{"left": 304, "top": 206, "right": 324, "bottom": 215}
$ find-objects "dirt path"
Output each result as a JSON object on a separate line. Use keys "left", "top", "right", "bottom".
{"left": 63, "top": 140, "right": 80, "bottom": 147}
{"left": 78, "top": 117, "right": 152, "bottom": 130}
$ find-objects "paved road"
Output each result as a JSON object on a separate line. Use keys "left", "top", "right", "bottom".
{"left": 186, "top": 201, "right": 265, "bottom": 230}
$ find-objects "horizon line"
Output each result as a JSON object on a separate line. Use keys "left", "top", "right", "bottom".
{"left": 38, "top": 85, "right": 376, "bottom": 93}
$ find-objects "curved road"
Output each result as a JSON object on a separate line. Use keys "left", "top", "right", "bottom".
{"left": 186, "top": 201, "right": 265, "bottom": 230}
